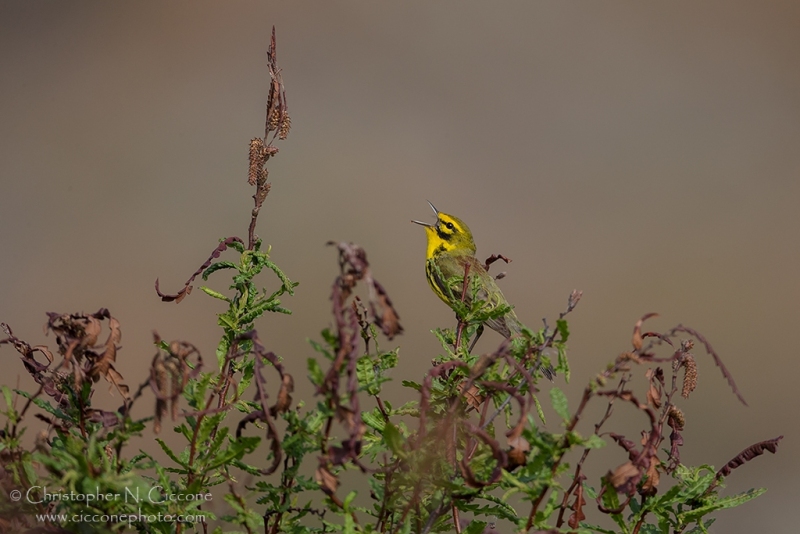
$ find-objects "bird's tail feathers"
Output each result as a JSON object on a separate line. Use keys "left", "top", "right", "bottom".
{"left": 505, "top": 315, "right": 556, "bottom": 382}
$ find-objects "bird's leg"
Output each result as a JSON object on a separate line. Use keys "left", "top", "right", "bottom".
{"left": 468, "top": 325, "right": 484, "bottom": 353}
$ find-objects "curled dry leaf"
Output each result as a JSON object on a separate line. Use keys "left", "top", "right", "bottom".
{"left": 645, "top": 368, "right": 662, "bottom": 409}
{"left": 457, "top": 382, "right": 484, "bottom": 411}
{"left": 264, "top": 26, "right": 290, "bottom": 141}
{"left": 640, "top": 459, "right": 660, "bottom": 496}
{"left": 232, "top": 331, "right": 292, "bottom": 475}
{"left": 328, "top": 241, "right": 404, "bottom": 340}
{"left": 469, "top": 344, "right": 507, "bottom": 379}
{"left": 271, "top": 373, "right": 294, "bottom": 416}
{"left": 46, "top": 310, "right": 130, "bottom": 399}
{"left": 483, "top": 253, "right": 511, "bottom": 271}
{"left": 155, "top": 237, "right": 244, "bottom": 303}
{"left": 506, "top": 435, "right": 530, "bottom": 470}
{"left": 632, "top": 312, "right": 659, "bottom": 351}
{"left": 88, "top": 410, "right": 121, "bottom": 428}
{"left": 567, "top": 482, "right": 587, "bottom": 529}
{"left": 1, "top": 324, "right": 67, "bottom": 407}
{"left": 646, "top": 383, "right": 661, "bottom": 409}
{"left": 315, "top": 463, "right": 339, "bottom": 496}
{"left": 459, "top": 423, "right": 507, "bottom": 488}
{"left": 88, "top": 316, "right": 129, "bottom": 399}
{"left": 609, "top": 433, "right": 637, "bottom": 457}
{"left": 717, "top": 435, "right": 783, "bottom": 479}
{"left": 369, "top": 278, "right": 403, "bottom": 340}
{"left": 608, "top": 461, "right": 640, "bottom": 495}
{"left": 46, "top": 309, "right": 107, "bottom": 362}
{"left": 149, "top": 336, "right": 203, "bottom": 434}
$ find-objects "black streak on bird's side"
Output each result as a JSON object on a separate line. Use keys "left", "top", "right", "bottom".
{"left": 426, "top": 261, "right": 453, "bottom": 301}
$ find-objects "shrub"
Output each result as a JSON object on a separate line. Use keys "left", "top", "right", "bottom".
{"left": 0, "top": 28, "right": 780, "bottom": 534}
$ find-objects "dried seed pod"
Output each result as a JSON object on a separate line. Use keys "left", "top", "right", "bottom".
{"left": 681, "top": 354, "right": 697, "bottom": 399}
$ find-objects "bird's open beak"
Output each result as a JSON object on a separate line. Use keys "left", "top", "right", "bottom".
{"left": 411, "top": 200, "right": 439, "bottom": 227}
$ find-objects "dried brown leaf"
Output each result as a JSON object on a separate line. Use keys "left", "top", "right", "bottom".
{"left": 155, "top": 237, "right": 244, "bottom": 303}
{"left": 645, "top": 368, "right": 662, "bottom": 409}
{"left": 88, "top": 316, "right": 129, "bottom": 398}
{"left": 608, "top": 461, "right": 640, "bottom": 495}
{"left": 507, "top": 435, "right": 530, "bottom": 469}
{"left": 567, "top": 483, "right": 586, "bottom": 529}
{"left": 458, "top": 382, "right": 484, "bottom": 411}
{"left": 459, "top": 423, "right": 507, "bottom": 488}
{"left": 717, "top": 435, "right": 783, "bottom": 478}
{"left": 271, "top": 373, "right": 294, "bottom": 416}
{"left": 315, "top": 463, "right": 339, "bottom": 496}
{"left": 632, "top": 313, "right": 659, "bottom": 350}
{"left": 370, "top": 278, "right": 403, "bottom": 340}
{"left": 640, "top": 458, "right": 660, "bottom": 496}
{"left": 483, "top": 253, "right": 511, "bottom": 271}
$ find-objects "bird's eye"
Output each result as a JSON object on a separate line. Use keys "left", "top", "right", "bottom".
{"left": 445, "top": 222, "right": 455, "bottom": 230}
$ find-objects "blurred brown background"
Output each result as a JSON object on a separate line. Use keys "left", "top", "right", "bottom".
{"left": 1, "top": 2, "right": 797, "bottom": 532}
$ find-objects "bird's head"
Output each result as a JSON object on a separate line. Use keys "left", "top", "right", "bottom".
{"left": 412, "top": 201, "right": 476, "bottom": 258}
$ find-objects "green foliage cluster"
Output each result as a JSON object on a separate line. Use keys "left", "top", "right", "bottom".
{"left": 0, "top": 228, "right": 778, "bottom": 533}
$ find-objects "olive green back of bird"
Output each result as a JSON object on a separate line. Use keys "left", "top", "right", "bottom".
{"left": 425, "top": 253, "right": 523, "bottom": 339}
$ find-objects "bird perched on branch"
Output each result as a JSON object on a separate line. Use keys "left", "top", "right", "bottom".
{"left": 413, "top": 201, "right": 554, "bottom": 380}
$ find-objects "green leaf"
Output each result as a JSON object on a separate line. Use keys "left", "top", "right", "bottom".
{"left": 217, "top": 312, "right": 238, "bottom": 331}
{"left": 239, "top": 298, "right": 288, "bottom": 324}
{"left": 262, "top": 259, "right": 297, "bottom": 296}
{"left": 401, "top": 380, "right": 422, "bottom": 391}
{"left": 307, "top": 358, "right": 325, "bottom": 387}
{"left": 582, "top": 434, "right": 607, "bottom": 449}
{"left": 432, "top": 327, "right": 456, "bottom": 353}
{"left": 532, "top": 393, "right": 546, "bottom": 424}
{"left": 227, "top": 239, "right": 246, "bottom": 253}
{"left": 29, "top": 397, "right": 69, "bottom": 423}
{"left": 362, "top": 409, "right": 386, "bottom": 433}
{"left": 209, "top": 437, "right": 260, "bottom": 470}
{"left": 580, "top": 524, "right": 622, "bottom": 534}
{"left": 379, "top": 349, "right": 399, "bottom": 371}
{"left": 558, "top": 344, "right": 571, "bottom": 383}
{"left": 600, "top": 478, "right": 628, "bottom": 533}
{"left": 556, "top": 319, "right": 570, "bottom": 342}
{"left": 2, "top": 386, "right": 13, "bottom": 411}
{"left": 199, "top": 286, "right": 231, "bottom": 302}
{"left": 343, "top": 490, "right": 357, "bottom": 510}
{"left": 344, "top": 511, "right": 357, "bottom": 534}
{"left": 156, "top": 438, "right": 188, "bottom": 470}
{"left": 677, "top": 488, "right": 766, "bottom": 523}
{"left": 202, "top": 261, "right": 239, "bottom": 280}
{"left": 383, "top": 422, "right": 405, "bottom": 458}
{"left": 464, "top": 521, "right": 487, "bottom": 534}
{"left": 357, "top": 355, "right": 377, "bottom": 394}
{"left": 216, "top": 335, "right": 232, "bottom": 369}
{"left": 550, "top": 386, "right": 570, "bottom": 422}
